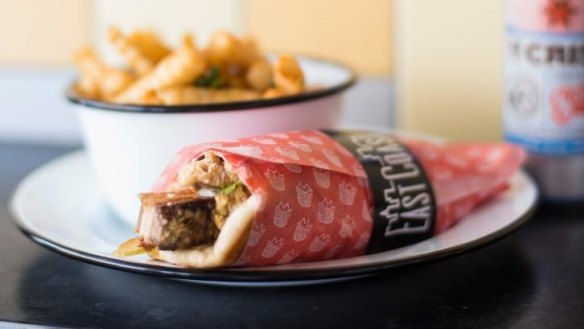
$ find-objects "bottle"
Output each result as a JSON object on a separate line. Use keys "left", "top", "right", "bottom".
{"left": 503, "top": 0, "right": 584, "bottom": 201}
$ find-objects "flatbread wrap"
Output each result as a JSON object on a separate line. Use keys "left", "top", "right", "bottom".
{"left": 124, "top": 130, "right": 525, "bottom": 268}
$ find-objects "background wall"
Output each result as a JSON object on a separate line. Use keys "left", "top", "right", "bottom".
{"left": 247, "top": 0, "right": 392, "bottom": 75}
{"left": 0, "top": 0, "right": 392, "bottom": 74}
{"left": 0, "top": 0, "right": 90, "bottom": 66}
{"left": 0, "top": 0, "right": 394, "bottom": 144}
{"left": 395, "top": 0, "right": 504, "bottom": 141}
{"left": 0, "top": 0, "right": 506, "bottom": 144}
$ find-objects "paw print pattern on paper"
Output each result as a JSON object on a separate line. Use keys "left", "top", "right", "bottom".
{"left": 273, "top": 202, "right": 292, "bottom": 228}
{"left": 155, "top": 130, "right": 525, "bottom": 267}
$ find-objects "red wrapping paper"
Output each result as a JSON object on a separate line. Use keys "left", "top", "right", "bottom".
{"left": 152, "top": 131, "right": 525, "bottom": 267}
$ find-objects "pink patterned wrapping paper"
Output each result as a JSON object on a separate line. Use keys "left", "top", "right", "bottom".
{"left": 151, "top": 131, "right": 525, "bottom": 267}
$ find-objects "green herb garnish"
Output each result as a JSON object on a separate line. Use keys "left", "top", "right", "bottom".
{"left": 195, "top": 66, "right": 223, "bottom": 88}
{"left": 221, "top": 181, "right": 242, "bottom": 195}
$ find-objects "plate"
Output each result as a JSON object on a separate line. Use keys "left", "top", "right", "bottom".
{"left": 10, "top": 151, "right": 537, "bottom": 286}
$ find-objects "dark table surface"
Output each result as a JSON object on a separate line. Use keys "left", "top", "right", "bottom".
{"left": 0, "top": 142, "right": 583, "bottom": 329}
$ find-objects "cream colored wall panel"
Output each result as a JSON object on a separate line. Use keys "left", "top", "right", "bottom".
{"left": 247, "top": 0, "right": 392, "bottom": 75}
{"left": 396, "top": 0, "right": 503, "bottom": 141}
{"left": 0, "top": 0, "right": 89, "bottom": 65}
{"left": 93, "top": 0, "right": 245, "bottom": 65}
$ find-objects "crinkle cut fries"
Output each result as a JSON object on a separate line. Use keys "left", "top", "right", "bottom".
{"left": 74, "top": 27, "right": 307, "bottom": 106}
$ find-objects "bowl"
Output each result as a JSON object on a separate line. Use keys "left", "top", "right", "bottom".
{"left": 66, "top": 55, "right": 357, "bottom": 225}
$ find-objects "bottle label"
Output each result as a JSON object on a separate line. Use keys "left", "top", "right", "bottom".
{"left": 504, "top": 0, "right": 584, "bottom": 155}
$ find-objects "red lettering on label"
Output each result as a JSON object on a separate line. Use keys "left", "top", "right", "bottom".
{"left": 551, "top": 82, "right": 584, "bottom": 125}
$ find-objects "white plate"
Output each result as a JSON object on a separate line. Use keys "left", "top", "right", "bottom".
{"left": 10, "top": 150, "right": 538, "bottom": 287}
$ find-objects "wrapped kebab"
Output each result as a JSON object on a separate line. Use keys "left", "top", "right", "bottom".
{"left": 123, "top": 130, "right": 525, "bottom": 268}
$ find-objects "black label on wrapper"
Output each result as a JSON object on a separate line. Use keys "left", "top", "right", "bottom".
{"left": 323, "top": 130, "right": 437, "bottom": 253}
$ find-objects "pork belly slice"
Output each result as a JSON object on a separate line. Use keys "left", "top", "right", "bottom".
{"left": 136, "top": 151, "right": 251, "bottom": 255}
{"left": 137, "top": 190, "right": 219, "bottom": 251}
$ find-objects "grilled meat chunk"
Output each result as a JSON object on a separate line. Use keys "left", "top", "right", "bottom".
{"left": 138, "top": 191, "right": 219, "bottom": 250}
{"left": 136, "top": 152, "right": 251, "bottom": 253}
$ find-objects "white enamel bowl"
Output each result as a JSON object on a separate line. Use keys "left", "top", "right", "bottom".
{"left": 66, "top": 55, "right": 356, "bottom": 224}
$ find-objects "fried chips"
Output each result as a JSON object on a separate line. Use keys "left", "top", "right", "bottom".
{"left": 74, "top": 28, "right": 307, "bottom": 105}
